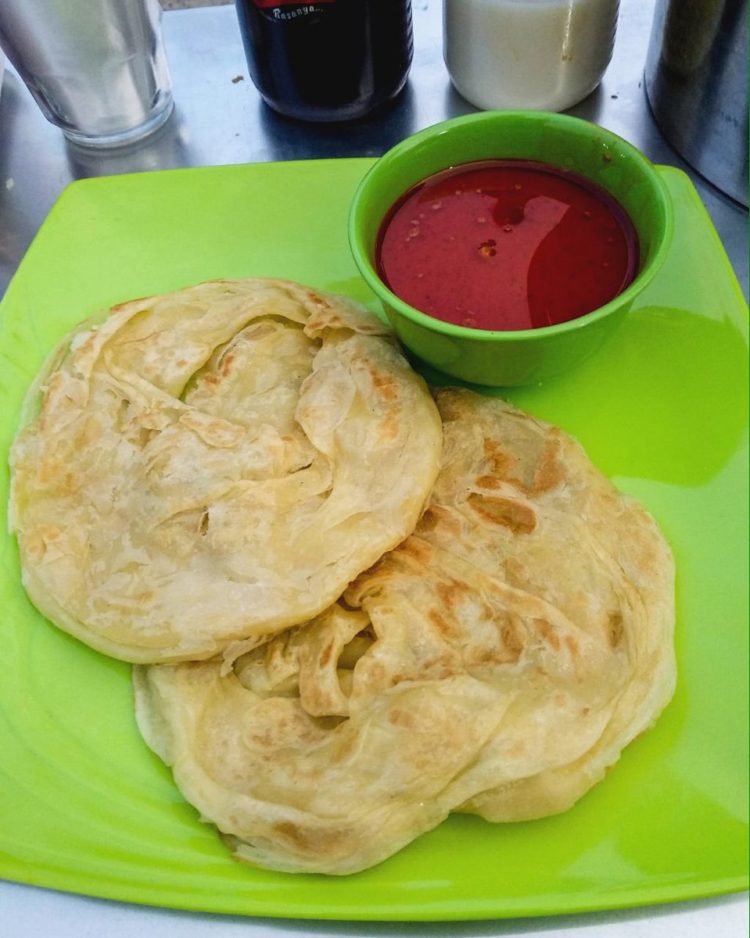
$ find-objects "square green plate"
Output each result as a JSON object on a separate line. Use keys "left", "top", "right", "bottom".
{"left": 0, "top": 159, "right": 747, "bottom": 921}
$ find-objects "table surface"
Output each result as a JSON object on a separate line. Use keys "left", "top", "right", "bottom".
{"left": 0, "top": 1, "right": 747, "bottom": 935}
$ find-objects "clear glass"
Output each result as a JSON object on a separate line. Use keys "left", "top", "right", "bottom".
{"left": 0, "top": 0, "right": 173, "bottom": 147}
{"left": 444, "top": 0, "right": 620, "bottom": 112}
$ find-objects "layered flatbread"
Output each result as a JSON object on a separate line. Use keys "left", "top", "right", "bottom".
{"left": 9, "top": 279, "right": 442, "bottom": 662}
{"left": 134, "top": 390, "right": 675, "bottom": 874}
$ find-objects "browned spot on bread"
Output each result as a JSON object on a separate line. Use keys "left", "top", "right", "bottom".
{"left": 482, "top": 435, "right": 563, "bottom": 497}
{"left": 435, "top": 387, "right": 469, "bottom": 421}
{"left": 370, "top": 368, "right": 399, "bottom": 402}
{"left": 273, "top": 821, "right": 349, "bottom": 856}
{"left": 531, "top": 436, "right": 564, "bottom": 493}
{"left": 318, "top": 639, "right": 335, "bottom": 668}
{"left": 564, "top": 635, "right": 580, "bottom": 658}
{"left": 435, "top": 578, "right": 469, "bottom": 612}
{"left": 466, "top": 641, "right": 522, "bottom": 667}
{"left": 428, "top": 607, "right": 461, "bottom": 641}
{"left": 475, "top": 474, "right": 502, "bottom": 490}
{"left": 503, "top": 557, "right": 532, "bottom": 592}
{"left": 379, "top": 411, "right": 399, "bottom": 440}
{"left": 397, "top": 536, "right": 434, "bottom": 566}
{"left": 500, "top": 620, "right": 525, "bottom": 659}
{"left": 418, "top": 508, "right": 440, "bottom": 532}
{"left": 482, "top": 438, "right": 516, "bottom": 478}
{"left": 303, "top": 288, "right": 328, "bottom": 308}
{"left": 416, "top": 505, "right": 461, "bottom": 537}
{"left": 467, "top": 493, "right": 536, "bottom": 534}
{"left": 535, "top": 619, "right": 561, "bottom": 651}
{"left": 387, "top": 708, "right": 415, "bottom": 729}
{"left": 221, "top": 351, "right": 236, "bottom": 376}
{"left": 608, "top": 611, "right": 624, "bottom": 648}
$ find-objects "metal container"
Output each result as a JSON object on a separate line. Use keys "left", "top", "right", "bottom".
{"left": 644, "top": 0, "right": 748, "bottom": 207}
{"left": 0, "top": 0, "right": 173, "bottom": 148}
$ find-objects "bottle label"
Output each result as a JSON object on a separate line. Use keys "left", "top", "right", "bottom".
{"left": 252, "top": 0, "right": 334, "bottom": 18}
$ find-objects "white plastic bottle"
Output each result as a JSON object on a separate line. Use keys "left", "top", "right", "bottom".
{"left": 444, "top": 0, "right": 620, "bottom": 112}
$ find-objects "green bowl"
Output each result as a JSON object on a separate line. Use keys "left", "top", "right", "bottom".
{"left": 348, "top": 111, "right": 674, "bottom": 386}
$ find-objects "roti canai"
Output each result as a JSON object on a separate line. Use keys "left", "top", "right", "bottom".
{"left": 9, "top": 278, "right": 442, "bottom": 662}
{"left": 134, "top": 389, "right": 675, "bottom": 874}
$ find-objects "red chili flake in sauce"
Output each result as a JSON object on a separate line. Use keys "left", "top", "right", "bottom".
{"left": 376, "top": 160, "right": 639, "bottom": 331}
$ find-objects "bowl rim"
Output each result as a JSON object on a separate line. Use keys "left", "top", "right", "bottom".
{"left": 348, "top": 110, "right": 675, "bottom": 343}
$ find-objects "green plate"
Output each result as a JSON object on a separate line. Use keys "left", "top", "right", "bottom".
{"left": 0, "top": 159, "right": 747, "bottom": 921}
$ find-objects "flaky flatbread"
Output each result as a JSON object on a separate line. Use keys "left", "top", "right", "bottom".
{"left": 9, "top": 279, "right": 442, "bottom": 662}
{"left": 134, "top": 390, "right": 675, "bottom": 874}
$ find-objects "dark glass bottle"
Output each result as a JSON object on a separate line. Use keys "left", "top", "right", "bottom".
{"left": 234, "top": 0, "right": 413, "bottom": 122}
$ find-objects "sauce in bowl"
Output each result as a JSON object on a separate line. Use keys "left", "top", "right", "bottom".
{"left": 376, "top": 159, "right": 639, "bottom": 332}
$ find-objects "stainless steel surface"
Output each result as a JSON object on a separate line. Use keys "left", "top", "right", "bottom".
{"left": 0, "top": 0, "right": 746, "bottom": 300}
{"left": 0, "top": 1, "right": 747, "bottom": 934}
{"left": 644, "top": 0, "right": 748, "bottom": 207}
{"left": 0, "top": 0, "right": 173, "bottom": 147}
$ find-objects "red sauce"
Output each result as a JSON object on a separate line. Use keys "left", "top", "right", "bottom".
{"left": 376, "top": 159, "right": 638, "bottom": 331}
